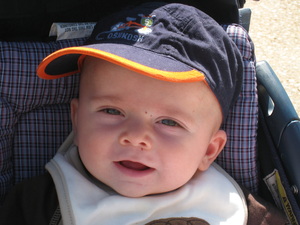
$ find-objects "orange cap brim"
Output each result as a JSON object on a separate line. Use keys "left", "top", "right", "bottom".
{"left": 37, "top": 46, "right": 206, "bottom": 83}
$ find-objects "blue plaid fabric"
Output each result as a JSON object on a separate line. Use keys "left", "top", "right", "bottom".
{"left": 0, "top": 39, "right": 85, "bottom": 203}
{"left": 218, "top": 24, "right": 259, "bottom": 193}
{"left": 0, "top": 24, "right": 258, "bottom": 203}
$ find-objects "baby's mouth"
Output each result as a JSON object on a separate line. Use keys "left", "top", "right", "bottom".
{"left": 118, "top": 160, "right": 151, "bottom": 171}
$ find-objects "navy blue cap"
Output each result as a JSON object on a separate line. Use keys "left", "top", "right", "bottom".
{"left": 37, "top": 2, "right": 243, "bottom": 120}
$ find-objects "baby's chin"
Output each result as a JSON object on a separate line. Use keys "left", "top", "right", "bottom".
{"left": 112, "top": 184, "right": 183, "bottom": 198}
{"left": 117, "top": 191, "right": 148, "bottom": 198}
{"left": 116, "top": 191, "right": 160, "bottom": 198}
{"left": 112, "top": 186, "right": 156, "bottom": 198}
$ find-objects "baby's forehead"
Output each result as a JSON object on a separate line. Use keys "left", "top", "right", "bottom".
{"left": 80, "top": 56, "right": 216, "bottom": 98}
{"left": 79, "top": 56, "right": 222, "bottom": 121}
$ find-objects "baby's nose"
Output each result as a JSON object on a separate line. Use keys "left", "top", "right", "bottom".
{"left": 120, "top": 138, "right": 150, "bottom": 151}
{"left": 118, "top": 121, "right": 152, "bottom": 150}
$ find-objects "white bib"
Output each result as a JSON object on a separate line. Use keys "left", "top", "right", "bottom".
{"left": 46, "top": 134, "right": 247, "bottom": 225}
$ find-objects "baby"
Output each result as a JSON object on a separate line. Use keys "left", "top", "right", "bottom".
{"left": 1, "top": 2, "right": 288, "bottom": 225}
{"left": 71, "top": 56, "right": 226, "bottom": 198}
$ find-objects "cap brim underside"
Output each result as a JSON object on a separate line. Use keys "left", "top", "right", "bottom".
{"left": 37, "top": 43, "right": 205, "bottom": 83}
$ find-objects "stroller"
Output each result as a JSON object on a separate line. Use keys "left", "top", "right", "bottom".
{"left": 0, "top": 0, "right": 299, "bottom": 223}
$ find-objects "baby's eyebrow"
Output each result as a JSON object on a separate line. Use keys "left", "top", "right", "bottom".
{"left": 90, "top": 95, "right": 123, "bottom": 103}
{"left": 153, "top": 104, "right": 197, "bottom": 125}
{"left": 89, "top": 95, "right": 197, "bottom": 125}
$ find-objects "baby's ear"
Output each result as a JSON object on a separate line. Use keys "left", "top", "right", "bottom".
{"left": 70, "top": 98, "right": 79, "bottom": 144}
{"left": 198, "top": 130, "right": 227, "bottom": 171}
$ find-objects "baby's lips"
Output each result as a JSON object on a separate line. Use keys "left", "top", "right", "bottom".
{"left": 119, "top": 160, "right": 150, "bottom": 171}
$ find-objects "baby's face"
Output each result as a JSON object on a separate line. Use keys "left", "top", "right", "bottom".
{"left": 71, "top": 57, "right": 226, "bottom": 197}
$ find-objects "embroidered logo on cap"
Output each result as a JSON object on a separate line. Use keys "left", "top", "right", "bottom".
{"left": 95, "top": 14, "right": 155, "bottom": 42}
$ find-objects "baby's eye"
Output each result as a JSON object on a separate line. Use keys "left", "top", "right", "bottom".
{"left": 159, "top": 119, "right": 181, "bottom": 127}
{"left": 101, "top": 108, "right": 122, "bottom": 115}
